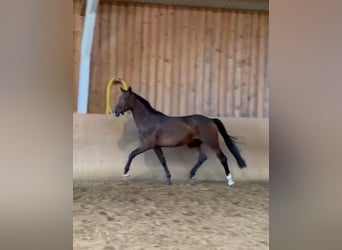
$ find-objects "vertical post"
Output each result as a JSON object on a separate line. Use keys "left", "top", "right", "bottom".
{"left": 77, "top": 0, "right": 99, "bottom": 113}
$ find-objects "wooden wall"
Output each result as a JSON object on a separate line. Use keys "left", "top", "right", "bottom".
{"left": 74, "top": 0, "right": 269, "bottom": 117}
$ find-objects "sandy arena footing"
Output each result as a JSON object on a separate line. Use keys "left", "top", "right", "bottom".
{"left": 73, "top": 179, "right": 269, "bottom": 250}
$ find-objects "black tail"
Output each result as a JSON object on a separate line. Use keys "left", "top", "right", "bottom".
{"left": 212, "top": 118, "right": 247, "bottom": 168}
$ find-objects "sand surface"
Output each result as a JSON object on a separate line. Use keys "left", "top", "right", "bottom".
{"left": 74, "top": 179, "right": 269, "bottom": 250}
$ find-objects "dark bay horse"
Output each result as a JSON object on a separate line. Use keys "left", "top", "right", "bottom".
{"left": 112, "top": 78, "right": 247, "bottom": 186}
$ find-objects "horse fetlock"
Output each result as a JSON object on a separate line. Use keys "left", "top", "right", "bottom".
{"left": 227, "top": 174, "right": 235, "bottom": 186}
{"left": 123, "top": 168, "right": 130, "bottom": 177}
{"left": 166, "top": 177, "right": 172, "bottom": 185}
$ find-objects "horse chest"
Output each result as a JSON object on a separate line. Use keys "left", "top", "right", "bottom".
{"left": 137, "top": 128, "right": 156, "bottom": 138}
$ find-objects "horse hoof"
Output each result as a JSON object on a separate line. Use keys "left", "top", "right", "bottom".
{"left": 190, "top": 177, "right": 196, "bottom": 185}
{"left": 122, "top": 173, "right": 130, "bottom": 177}
{"left": 226, "top": 174, "right": 234, "bottom": 186}
{"left": 227, "top": 180, "right": 235, "bottom": 186}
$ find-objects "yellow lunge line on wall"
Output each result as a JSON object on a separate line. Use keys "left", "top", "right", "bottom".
{"left": 105, "top": 78, "right": 115, "bottom": 114}
{"left": 105, "top": 78, "right": 130, "bottom": 114}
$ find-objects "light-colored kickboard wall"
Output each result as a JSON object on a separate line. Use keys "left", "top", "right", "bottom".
{"left": 73, "top": 113, "right": 269, "bottom": 182}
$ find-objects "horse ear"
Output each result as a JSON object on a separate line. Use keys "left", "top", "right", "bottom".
{"left": 128, "top": 86, "right": 132, "bottom": 92}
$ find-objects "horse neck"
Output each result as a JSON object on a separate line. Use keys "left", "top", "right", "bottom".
{"left": 131, "top": 96, "right": 157, "bottom": 128}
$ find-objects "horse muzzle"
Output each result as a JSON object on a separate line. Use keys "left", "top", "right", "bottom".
{"left": 113, "top": 109, "right": 124, "bottom": 117}
{"left": 113, "top": 109, "right": 125, "bottom": 117}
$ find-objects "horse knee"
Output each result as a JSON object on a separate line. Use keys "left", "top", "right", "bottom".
{"left": 200, "top": 154, "right": 208, "bottom": 163}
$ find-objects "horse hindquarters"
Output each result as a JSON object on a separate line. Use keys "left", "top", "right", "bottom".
{"left": 194, "top": 117, "right": 235, "bottom": 186}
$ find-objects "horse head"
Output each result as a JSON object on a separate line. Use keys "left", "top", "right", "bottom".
{"left": 112, "top": 78, "right": 134, "bottom": 117}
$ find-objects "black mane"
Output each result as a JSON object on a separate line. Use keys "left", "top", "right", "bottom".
{"left": 132, "top": 92, "right": 164, "bottom": 115}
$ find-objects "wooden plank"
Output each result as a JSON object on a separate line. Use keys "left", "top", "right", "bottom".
{"left": 234, "top": 11, "right": 244, "bottom": 117}
{"left": 109, "top": 3, "right": 121, "bottom": 105}
{"left": 132, "top": 4, "right": 143, "bottom": 93}
{"left": 124, "top": 3, "right": 135, "bottom": 85}
{"left": 179, "top": 8, "right": 189, "bottom": 115}
{"left": 148, "top": 5, "right": 158, "bottom": 106}
{"left": 115, "top": 3, "right": 126, "bottom": 79}
{"left": 241, "top": 12, "right": 252, "bottom": 117}
{"left": 203, "top": 10, "right": 214, "bottom": 116}
{"left": 226, "top": 11, "right": 236, "bottom": 117}
{"left": 248, "top": 12, "right": 259, "bottom": 117}
{"left": 101, "top": 6, "right": 109, "bottom": 80}
{"left": 156, "top": 6, "right": 166, "bottom": 111}
{"left": 218, "top": 11, "right": 228, "bottom": 117}
{"left": 80, "top": 0, "right": 86, "bottom": 16}
{"left": 257, "top": 13, "right": 266, "bottom": 118}
{"left": 187, "top": 9, "right": 197, "bottom": 114}
{"left": 140, "top": 5, "right": 151, "bottom": 98}
{"left": 210, "top": 9, "right": 222, "bottom": 117}
{"left": 171, "top": 7, "right": 181, "bottom": 115}
{"left": 195, "top": 9, "right": 206, "bottom": 114}
{"left": 88, "top": 5, "right": 102, "bottom": 113}
{"left": 163, "top": 6, "right": 173, "bottom": 115}
{"left": 121, "top": 3, "right": 128, "bottom": 78}
{"left": 109, "top": 3, "right": 118, "bottom": 80}
{"left": 100, "top": 3, "right": 111, "bottom": 112}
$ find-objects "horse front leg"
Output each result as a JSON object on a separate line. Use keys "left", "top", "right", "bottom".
{"left": 123, "top": 145, "right": 151, "bottom": 176}
{"left": 154, "top": 147, "right": 172, "bottom": 185}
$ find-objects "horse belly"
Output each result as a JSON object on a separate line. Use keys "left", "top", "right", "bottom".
{"left": 156, "top": 130, "right": 192, "bottom": 147}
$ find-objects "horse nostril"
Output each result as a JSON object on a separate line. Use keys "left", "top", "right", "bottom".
{"left": 113, "top": 109, "right": 120, "bottom": 117}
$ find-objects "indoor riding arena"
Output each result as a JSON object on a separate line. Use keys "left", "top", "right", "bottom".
{"left": 73, "top": 0, "right": 269, "bottom": 249}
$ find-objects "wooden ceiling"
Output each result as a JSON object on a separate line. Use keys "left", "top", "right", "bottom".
{"left": 99, "top": 0, "right": 269, "bottom": 11}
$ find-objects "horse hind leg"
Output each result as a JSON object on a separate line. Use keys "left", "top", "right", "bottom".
{"left": 201, "top": 132, "right": 235, "bottom": 186}
{"left": 211, "top": 144, "right": 235, "bottom": 186}
{"left": 188, "top": 139, "right": 207, "bottom": 183}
